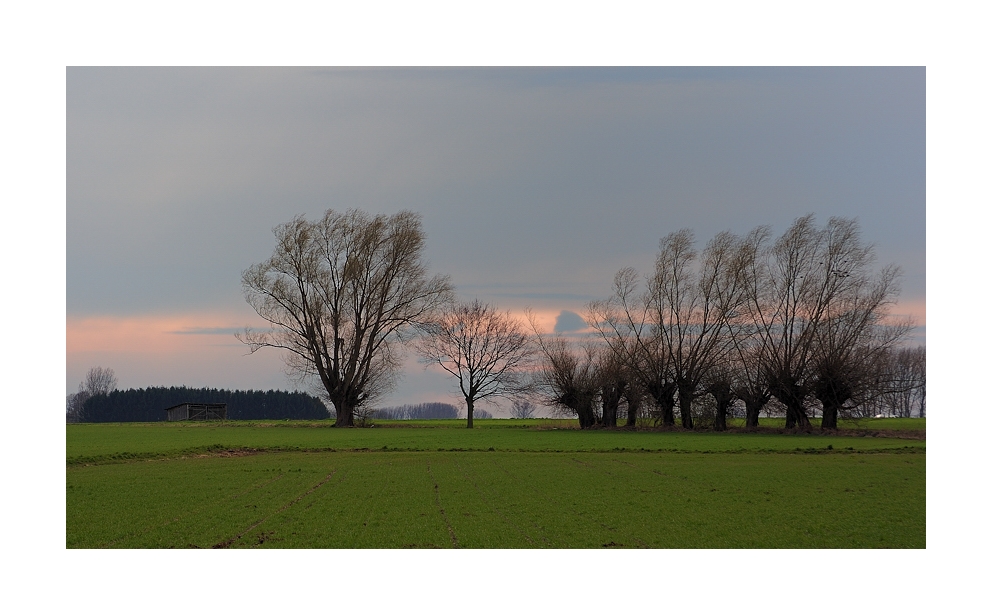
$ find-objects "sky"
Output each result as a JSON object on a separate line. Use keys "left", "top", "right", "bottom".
{"left": 66, "top": 67, "right": 926, "bottom": 414}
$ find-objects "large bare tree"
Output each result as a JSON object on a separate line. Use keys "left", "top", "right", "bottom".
{"left": 646, "top": 230, "right": 750, "bottom": 428}
{"left": 239, "top": 209, "right": 452, "bottom": 426}
{"left": 726, "top": 227, "right": 774, "bottom": 429}
{"left": 744, "top": 215, "right": 907, "bottom": 429}
{"left": 414, "top": 299, "right": 533, "bottom": 428}
{"left": 810, "top": 264, "right": 909, "bottom": 429}
{"left": 587, "top": 268, "right": 677, "bottom": 426}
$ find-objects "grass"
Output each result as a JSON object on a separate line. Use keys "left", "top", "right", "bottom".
{"left": 66, "top": 420, "right": 925, "bottom": 548}
{"left": 66, "top": 418, "right": 924, "bottom": 464}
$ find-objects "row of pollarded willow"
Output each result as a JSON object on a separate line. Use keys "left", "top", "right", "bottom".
{"left": 240, "top": 208, "right": 920, "bottom": 430}
{"left": 544, "top": 215, "right": 918, "bottom": 430}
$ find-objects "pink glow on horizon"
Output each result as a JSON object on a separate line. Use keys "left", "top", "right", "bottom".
{"left": 65, "top": 296, "right": 925, "bottom": 398}
{"left": 67, "top": 313, "right": 244, "bottom": 355}
{"left": 506, "top": 309, "right": 558, "bottom": 335}
{"left": 891, "top": 298, "right": 926, "bottom": 325}
{"left": 66, "top": 312, "right": 291, "bottom": 394}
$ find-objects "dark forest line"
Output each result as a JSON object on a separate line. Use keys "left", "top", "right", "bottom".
{"left": 78, "top": 386, "right": 330, "bottom": 422}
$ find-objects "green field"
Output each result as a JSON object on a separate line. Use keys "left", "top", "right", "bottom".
{"left": 66, "top": 420, "right": 925, "bottom": 548}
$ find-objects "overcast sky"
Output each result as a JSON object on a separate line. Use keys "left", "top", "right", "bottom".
{"left": 66, "top": 67, "right": 925, "bottom": 413}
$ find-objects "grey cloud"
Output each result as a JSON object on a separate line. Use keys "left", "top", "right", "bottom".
{"left": 554, "top": 310, "right": 588, "bottom": 333}
{"left": 67, "top": 67, "right": 924, "bottom": 324}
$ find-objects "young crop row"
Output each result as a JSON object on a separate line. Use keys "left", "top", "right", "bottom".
{"left": 67, "top": 450, "right": 925, "bottom": 549}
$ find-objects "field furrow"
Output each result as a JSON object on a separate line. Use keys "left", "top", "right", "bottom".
{"left": 67, "top": 423, "right": 925, "bottom": 549}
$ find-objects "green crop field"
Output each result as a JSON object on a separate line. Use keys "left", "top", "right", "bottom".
{"left": 66, "top": 420, "right": 925, "bottom": 548}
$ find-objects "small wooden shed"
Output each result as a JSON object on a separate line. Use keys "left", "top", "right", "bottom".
{"left": 165, "top": 402, "right": 228, "bottom": 422}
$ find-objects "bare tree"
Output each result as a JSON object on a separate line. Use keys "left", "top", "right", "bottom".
{"left": 887, "top": 346, "right": 925, "bottom": 418}
{"left": 894, "top": 346, "right": 926, "bottom": 418}
{"left": 746, "top": 215, "right": 887, "bottom": 428}
{"left": 83, "top": 367, "right": 118, "bottom": 395}
{"left": 586, "top": 268, "right": 677, "bottom": 426}
{"left": 646, "top": 230, "right": 750, "bottom": 428}
{"left": 66, "top": 391, "right": 88, "bottom": 423}
{"left": 703, "top": 365, "right": 736, "bottom": 431}
{"left": 595, "top": 345, "right": 631, "bottom": 428}
{"left": 730, "top": 339, "right": 772, "bottom": 429}
{"left": 67, "top": 367, "right": 118, "bottom": 423}
{"left": 621, "top": 381, "right": 646, "bottom": 427}
{"left": 239, "top": 209, "right": 452, "bottom": 427}
{"left": 860, "top": 345, "right": 926, "bottom": 418}
{"left": 510, "top": 399, "right": 537, "bottom": 419}
{"left": 529, "top": 312, "right": 601, "bottom": 429}
{"left": 727, "top": 227, "right": 774, "bottom": 429}
{"left": 414, "top": 299, "right": 532, "bottom": 428}
{"left": 748, "top": 214, "right": 908, "bottom": 429}
{"left": 810, "top": 263, "right": 910, "bottom": 429}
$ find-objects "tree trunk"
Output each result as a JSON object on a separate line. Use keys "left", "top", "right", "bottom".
{"left": 601, "top": 386, "right": 620, "bottom": 428}
{"left": 678, "top": 387, "right": 694, "bottom": 430}
{"left": 466, "top": 398, "right": 474, "bottom": 429}
{"left": 626, "top": 396, "right": 640, "bottom": 427}
{"left": 812, "top": 380, "right": 849, "bottom": 430}
{"left": 576, "top": 400, "right": 597, "bottom": 429}
{"left": 713, "top": 398, "right": 730, "bottom": 431}
{"left": 707, "top": 382, "right": 734, "bottom": 432}
{"left": 332, "top": 401, "right": 355, "bottom": 427}
{"left": 744, "top": 398, "right": 764, "bottom": 429}
{"left": 657, "top": 398, "right": 676, "bottom": 426}
{"left": 647, "top": 383, "right": 677, "bottom": 426}
{"left": 768, "top": 375, "right": 810, "bottom": 429}
{"left": 784, "top": 402, "right": 811, "bottom": 429}
{"left": 820, "top": 402, "right": 839, "bottom": 430}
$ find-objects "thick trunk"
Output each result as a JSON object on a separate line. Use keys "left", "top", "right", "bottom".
{"left": 332, "top": 401, "right": 355, "bottom": 427}
{"left": 769, "top": 378, "right": 810, "bottom": 429}
{"left": 677, "top": 388, "right": 694, "bottom": 430}
{"left": 812, "top": 380, "right": 849, "bottom": 430}
{"left": 768, "top": 373, "right": 810, "bottom": 429}
{"left": 744, "top": 398, "right": 765, "bottom": 429}
{"left": 625, "top": 396, "right": 640, "bottom": 427}
{"left": 714, "top": 398, "right": 730, "bottom": 431}
{"left": 784, "top": 402, "right": 811, "bottom": 429}
{"left": 466, "top": 397, "right": 474, "bottom": 429}
{"left": 601, "top": 386, "right": 620, "bottom": 428}
{"left": 820, "top": 402, "right": 839, "bottom": 430}
{"left": 646, "top": 382, "right": 677, "bottom": 426}
{"left": 576, "top": 400, "right": 597, "bottom": 429}
{"left": 657, "top": 398, "right": 676, "bottom": 426}
{"left": 601, "top": 406, "right": 617, "bottom": 427}
{"left": 708, "top": 382, "right": 734, "bottom": 432}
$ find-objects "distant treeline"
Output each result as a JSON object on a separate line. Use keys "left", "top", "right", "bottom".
{"left": 80, "top": 387, "right": 330, "bottom": 422}
{"left": 373, "top": 402, "right": 461, "bottom": 420}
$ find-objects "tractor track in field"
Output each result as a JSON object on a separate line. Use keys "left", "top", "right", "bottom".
{"left": 494, "top": 455, "right": 648, "bottom": 548}
{"left": 99, "top": 473, "right": 287, "bottom": 548}
{"left": 427, "top": 462, "right": 459, "bottom": 548}
{"left": 453, "top": 458, "right": 545, "bottom": 547}
{"left": 212, "top": 470, "right": 339, "bottom": 548}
